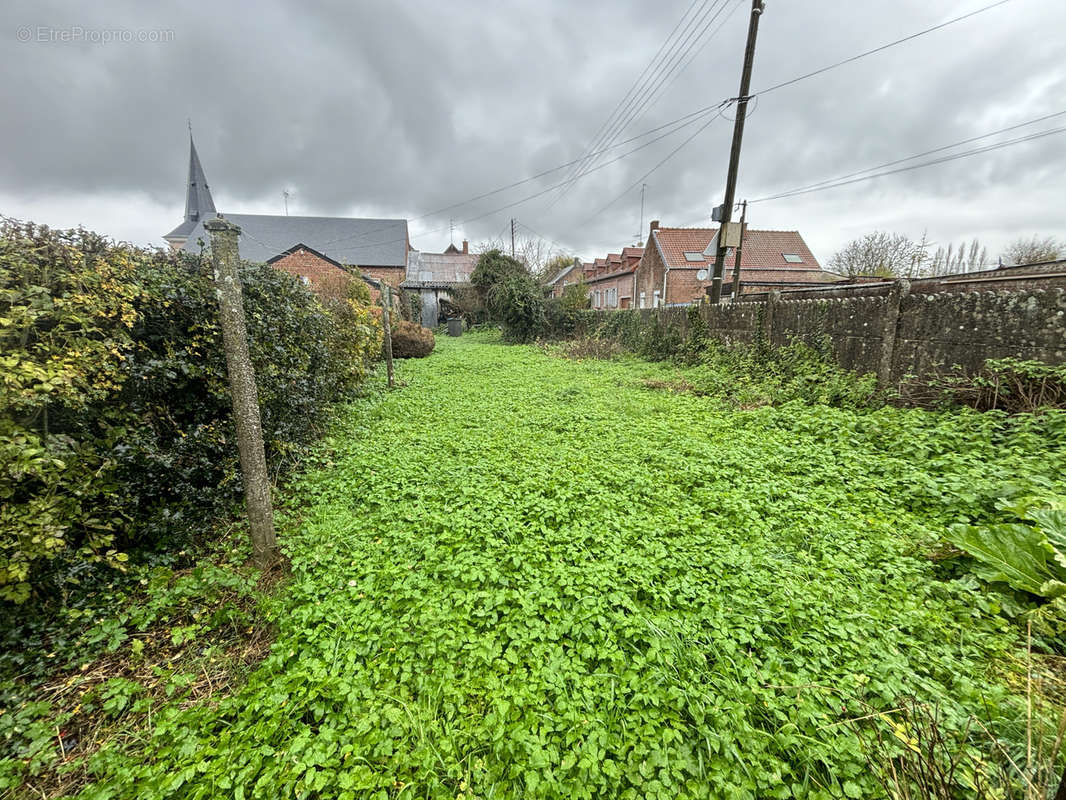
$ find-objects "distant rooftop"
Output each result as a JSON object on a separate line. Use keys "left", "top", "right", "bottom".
{"left": 181, "top": 213, "right": 409, "bottom": 267}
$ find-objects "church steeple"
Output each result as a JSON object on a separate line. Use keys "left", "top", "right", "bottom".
{"left": 164, "top": 132, "right": 217, "bottom": 250}
{"left": 184, "top": 134, "right": 215, "bottom": 225}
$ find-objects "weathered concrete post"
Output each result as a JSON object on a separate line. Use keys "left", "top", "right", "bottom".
{"left": 204, "top": 216, "right": 278, "bottom": 569}
{"left": 877, "top": 279, "right": 910, "bottom": 387}
{"left": 382, "top": 284, "right": 395, "bottom": 388}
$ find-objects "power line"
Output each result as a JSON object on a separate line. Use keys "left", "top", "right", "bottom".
{"left": 314, "top": 107, "right": 721, "bottom": 251}
{"left": 320, "top": 109, "right": 727, "bottom": 252}
{"left": 551, "top": 0, "right": 738, "bottom": 207}
{"left": 755, "top": 109, "right": 1066, "bottom": 197}
{"left": 749, "top": 124, "right": 1066, "bottom": 203}
{"left": 243, "top": 0, "right": 1026, "bottom": 256}
{"left": 587, "top": 0, "right": 1026, "bottom": 236}
{"left": 580, "top": 106, "right": 729, "bottom": 226}
{"left": 752, "top": 0, "right": 1018, "bottom": 99}
{"left": 515, "top": 220, "right": 573, "bottom": 257}
{"left": 549, "top": 0, "right": 720, "bottom": 202}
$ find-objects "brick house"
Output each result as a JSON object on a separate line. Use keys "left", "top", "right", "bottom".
{"left": 547, "top": 257, "right": 583, "bottom": 297}
{"left": 633, "top": 221, "right": 836, "bottom": 307}
{"left": 586, "top": 246, "right": 644, "bottom": 309}
{"left": 164, "top": 135, "right": 408, "bottom": 301}
{"left": 547, "top": 248, "right": 644, "bottom": 308}
{"left": 267, "top": 244, "right": 388, "bottom": 300}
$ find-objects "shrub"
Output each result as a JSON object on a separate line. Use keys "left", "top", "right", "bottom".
{"left": 0, "top": 219, "right": 381, "bottom": 603}
{"left": 470, "top": 249, "right": 545, "bottom": 342}
{"left": 559, "top": 280, "right": 591, "bottom": 311}
{"left": 390, "top": 320, "right": 435, "bottom": 358}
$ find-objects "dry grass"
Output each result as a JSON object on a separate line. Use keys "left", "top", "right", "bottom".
{"left": 849, "top": 626, "right": 1066, "bottom": 799}
{"left": 542, "top": 337, "right": 624, "bottom": 361}
{"left": 10, "top": 571, "right": 278, "bottom": 800}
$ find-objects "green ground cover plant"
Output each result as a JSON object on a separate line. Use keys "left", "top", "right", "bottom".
{"left": 11, "top": 331, "right": 1055, "bottom": 799}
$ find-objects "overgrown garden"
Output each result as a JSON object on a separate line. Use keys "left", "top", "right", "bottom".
{"left": 4, "top": 330, "right": 1062, "bottom": 797}
{"left": 4, "top": 237, "right": 1066, "bottom": 798}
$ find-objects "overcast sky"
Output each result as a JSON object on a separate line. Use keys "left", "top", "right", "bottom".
{"left": 2, "top": 0, "right": 1064, "bottom": 264}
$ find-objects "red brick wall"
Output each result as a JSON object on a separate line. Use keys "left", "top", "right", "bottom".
{"left": 634, "top": 244, "right": 666, "bottom": 307}
{"left": 271, "top": 248, "right": 352, "bottom": 299}
{"left": 588, "top": 272, "right": 636, "bottom": 309}
{"left": 360, "top": 266, "right": 406, "bottom": 289}
{"left": 667, "top": 269, "right": 709, "bottom": 305}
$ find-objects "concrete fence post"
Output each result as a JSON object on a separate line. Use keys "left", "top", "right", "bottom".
{"left": 877, "top": 279, "right": 910, "bottom": 386}
{"left": 204, "top": 216, "right": 278, "bottom": 570}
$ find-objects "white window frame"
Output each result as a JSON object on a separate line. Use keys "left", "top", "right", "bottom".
{"left": 639, "top": 291, "right": 646, "bottom": 309}
{"left": 652, "top": 289, "right": 661, "bottom": 308}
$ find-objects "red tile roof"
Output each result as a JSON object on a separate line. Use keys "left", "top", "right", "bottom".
{"left": 652, "top": 227, "right": 826, "bottom": 274}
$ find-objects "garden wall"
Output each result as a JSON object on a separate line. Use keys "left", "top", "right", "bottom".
{"left": 577, "top": 283, "right": 1066, "bottom": 384}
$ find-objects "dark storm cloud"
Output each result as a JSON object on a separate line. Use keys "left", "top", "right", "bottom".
{"left": 1, "top": 0, "right": 1063, "bottom": 258}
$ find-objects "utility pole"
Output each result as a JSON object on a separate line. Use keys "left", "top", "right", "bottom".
{"left": 203, "top": 216, "right": 278, "bottom": 570}
{"left": 710, "top": 0, "right": 765, "bottom": 305}
{"left": 511, "top": 218, "right": 516, "bottom": 259}
{"left": 730, "top": 200, "right": 748, "bottom": 299}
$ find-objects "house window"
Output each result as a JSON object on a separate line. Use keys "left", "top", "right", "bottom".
{"left": 639, "top": 291, "right": 646, "bottom": 309}
{"left": 782, "top": 253, "right": 803, "bottom": 263}
{"left": 684, "top": 252, "right": 705, "bottom": 262}
{"left": 652, "top": 289, "right": 661, "bottom": 308}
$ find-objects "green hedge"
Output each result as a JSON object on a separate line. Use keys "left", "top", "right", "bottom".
{"left": 0, "top": 219, "right": 380, "bottom": 602}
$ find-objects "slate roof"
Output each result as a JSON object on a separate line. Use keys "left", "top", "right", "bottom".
{"left": 546, "top": 262, "right": 579, "bottom": 286}
{"left": 181, "top": 214, "right": 409, "bottom": 267}
{"left": 652, "top": 227, "right": 831, "bottom": 279}
{"left": 165, "top": 136, "right": 216, "bottom": 241}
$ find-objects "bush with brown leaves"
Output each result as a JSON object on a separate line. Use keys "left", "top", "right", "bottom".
{"left": 390, "top": 320, "right": 435, "bottom": 358}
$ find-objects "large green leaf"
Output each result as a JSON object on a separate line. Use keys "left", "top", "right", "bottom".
{"left": 945, "top": 523, "right": 1066, "bottom": 598}
{"left": 1027, "top": 508, "right": 1066, "bottom": 573}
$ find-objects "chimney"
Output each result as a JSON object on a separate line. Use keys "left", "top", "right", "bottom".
{"left": 462, "top": 239, "right": 469, "bottom": 254}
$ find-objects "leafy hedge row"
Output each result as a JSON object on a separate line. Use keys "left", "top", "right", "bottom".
{"left": 469, "top": 249, "right": 591, "bottom": 343}
{"left": 0, "top": 219, "right": 381, "bottom": 603}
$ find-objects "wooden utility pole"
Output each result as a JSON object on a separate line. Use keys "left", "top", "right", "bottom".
{"left": 204, "top": 216, "right": 278, "bottom": 569}
{"left": 382, "top": 284, "right": 395, "bottom": 388}
{"left": 511, "top": 218, "right": 516, "bottom": 258}
{"left": 710, "top": 0, "right": 765, "bottom": 305}
{"left": 730, "top": 200, "right": 748, "bottom": 299}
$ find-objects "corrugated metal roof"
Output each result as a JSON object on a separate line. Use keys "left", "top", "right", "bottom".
{"left": 405, "top": 250, "right": 477, "bottom": 285}
{"left": 181, "top": 213, "right": 409, "bottom": 267}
